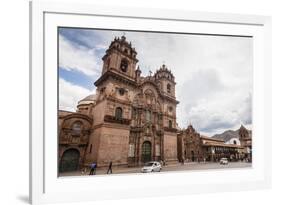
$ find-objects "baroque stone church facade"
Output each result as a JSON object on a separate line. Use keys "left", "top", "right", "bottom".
{"left": 59, "top": 36, "right": 179, "bottom": 172}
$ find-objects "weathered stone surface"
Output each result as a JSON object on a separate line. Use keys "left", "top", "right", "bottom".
{"left": 58, "top": 35, "right": 179, "bottom": 171}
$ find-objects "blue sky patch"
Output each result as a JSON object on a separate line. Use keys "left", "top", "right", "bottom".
{"left": 59, "top": 67, "right": 95, "bottom": 90}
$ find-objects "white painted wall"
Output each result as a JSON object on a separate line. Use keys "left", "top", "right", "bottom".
{"left": 226, "top": 138, "right": 241, "bottom": 145}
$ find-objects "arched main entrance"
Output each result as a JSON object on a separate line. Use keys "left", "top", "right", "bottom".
{"left": 142, "top": 141, "right": 152, "bottom": 163}
{"left": 191, "top": 150, "right": 195, "bottom": 162}
{"left": 60, "top": 148, "right": 80, "bottom": 172}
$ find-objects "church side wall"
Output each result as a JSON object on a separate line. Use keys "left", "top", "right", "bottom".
{"left": 163, "top": 132, "right": 178, "bottom": 163}
{"left": 96, "top": 125, "right": 130, "bottom": 167}
{"left": 92, "top": 101, "right": 106, "bottom": 126}
{"left": 84, "top": 127, "right": 101, "bottom": 165}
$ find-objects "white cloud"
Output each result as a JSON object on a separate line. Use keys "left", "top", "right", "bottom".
{"left": 186, "top": 93, "right": 252, "bottom": 136}
{"left": 59, "top": 78, "right": 94, "bottom": 111}
{"left": 59, "top": 35, "right": 102, "bottom": 76}
{"left": 176, "top": 68, "right": 252, "bottom": 135}
{"left": 126, "top": 33, "right": 253, "bottom": 135}
{"left": 59, "top": 29, "right": 253, "bottom": 135}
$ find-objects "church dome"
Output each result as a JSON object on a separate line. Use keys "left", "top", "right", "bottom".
{"left": 78, "top": 94, "right": 96, "bottom": 105}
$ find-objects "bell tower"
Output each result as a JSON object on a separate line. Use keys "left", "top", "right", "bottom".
{"left": 154, "top": 64, "right": 176, "bottom": 98}
{"left": 89, "top": 36, "right": 139, "bottom": 167}
{"left": 239, "top": 125, "right": 249, "bottom": 147}
{"left": 101, "top": 36, "right": 138, "bottom": 79}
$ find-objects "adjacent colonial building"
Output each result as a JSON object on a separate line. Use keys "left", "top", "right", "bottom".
{"left": 58, "top": 110, "right": 93, "bottom": 172}
{"left": 59, "top": 36, "right": 179, "bottom": 172}
{"left": 239, "top": 125, "right": 252, "bottom": 161}
{"left": 58, "top": 35, "right": 252, "bottom": 173}
{"left": 177, "top": 125, "right": 203, "bottom": 162}
{"left": 177, "top": 125, "right": 251, "bottom": 163}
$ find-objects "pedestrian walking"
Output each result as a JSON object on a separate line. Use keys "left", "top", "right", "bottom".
{"left": 107, "top": 161, "right": 113, "bottom": 174}
{"left": 89, "top": 162, "right": 97, "bottom": 175}
{"left": 181, "top": 157, "right": 184, "bottom": 165}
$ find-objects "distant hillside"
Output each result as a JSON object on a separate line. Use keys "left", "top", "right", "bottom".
{"left": 212, "top": 129, "right": 240, "bottom": 142}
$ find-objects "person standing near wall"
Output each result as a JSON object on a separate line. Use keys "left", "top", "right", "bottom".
{"left": 89, "top": 162, "right": 97, "bottom": 175}
{"left": 107, "top": 161, "right": 113, "bottom": 174}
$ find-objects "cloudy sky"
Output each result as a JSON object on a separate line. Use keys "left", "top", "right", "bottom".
{"left": 59, "top": 27, "right": 253, "bottom": 136}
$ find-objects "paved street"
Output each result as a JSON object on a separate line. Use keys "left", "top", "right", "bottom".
{"left": 59, "top": 162, "right": 252, "bottom": 177}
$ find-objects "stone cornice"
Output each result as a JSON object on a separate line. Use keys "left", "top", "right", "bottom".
{"left": 92, "top": 122, "right": 130, "bottom": 130}
{"left": 163, "top": 127, "right": 178, "bottom": 133}
{"left": 107, "top": 96, "right": 132, "bottom": 106}
{"left": 94, "top": 69, "right": 137, "bottom": 87}
{"left": 60, "top": 113, "right": 93, "bottom": 124}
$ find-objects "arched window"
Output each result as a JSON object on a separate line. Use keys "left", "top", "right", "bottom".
{"left": 132, "top": 108, "right": 137, "bottom": 119}
{"left": 146, "top": 110, "right": 151, "bottom": 122}
{"left": 115, "top": 107, "right": 123, "bottom": 119}
{"left": 168, "top": 120, "right": 173, "bottom": 128}
{"left": 120, "top": 59, "right": 128, "bottom": 72}
{"left": 167, "top": 83, "right": 171, "bottom": 93}
{"left": 158, "top": 113, "right": 162, "bottom": 122}
{"left": 168, "top": 106, "right": 173, "bottom": 112}
{"left": 145, "top": 125, "right": 150, "bottom": 134}
{"left": 119, "top": 88, "right": 125, "bottom": 96}
{"left": 72, "top": 121, "right": 82, "bottom": 135}
{"left": 106, "top": 58, "right": 110, "bottom": 69}
{"left": 233, "top": 140, "right": 237, "bottom": 145}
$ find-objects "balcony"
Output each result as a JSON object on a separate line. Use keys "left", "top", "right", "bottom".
{"left": 104, "top": 115, "right": 131, "bottom": 125}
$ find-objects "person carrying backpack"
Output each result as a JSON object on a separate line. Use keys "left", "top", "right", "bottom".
{"left": 89, "top": 162, "right": 97, "bottom": 175}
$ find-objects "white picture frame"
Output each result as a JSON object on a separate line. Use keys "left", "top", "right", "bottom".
{"left": 30, "top": 1, "right": 272, "bottom": 204}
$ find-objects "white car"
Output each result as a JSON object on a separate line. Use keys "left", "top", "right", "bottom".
{"left": 220, "top": 158, "right": 228, "bottom": 165}
{"left": 141, "top": 161, "right": 162, "bottom": 173}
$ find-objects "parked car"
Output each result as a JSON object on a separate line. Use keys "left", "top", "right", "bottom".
{"left": 141, "top": 161, "right": 162, "bottom": 173}
{"left": 219, "top": 158, "right": 228, "bottom": 165}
